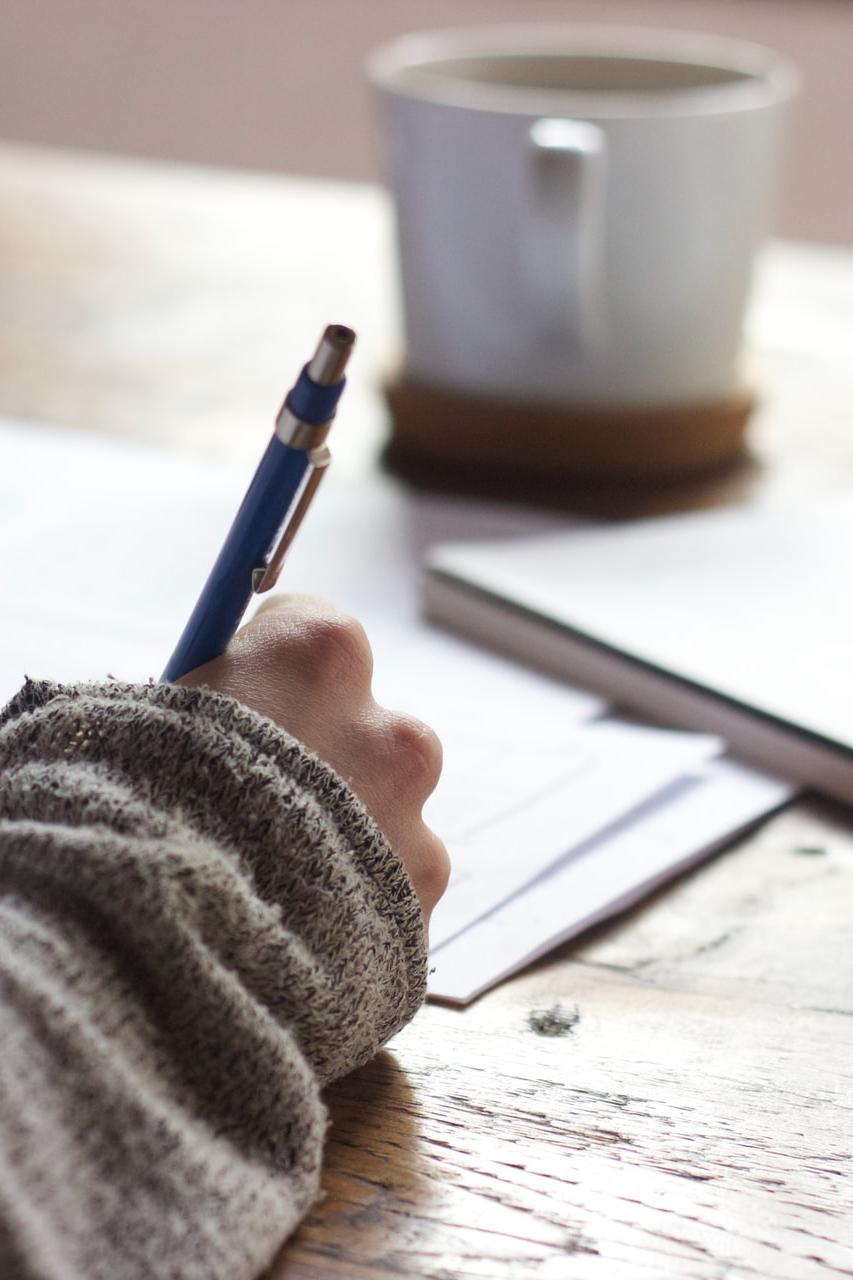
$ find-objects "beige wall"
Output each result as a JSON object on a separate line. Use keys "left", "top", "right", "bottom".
{"left": 1, "top": 0, "right": 851, "bottom": 243}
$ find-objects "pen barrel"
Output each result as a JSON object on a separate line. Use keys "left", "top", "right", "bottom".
{"left": 161, "top": 436, "right": 310, "bottom": 681}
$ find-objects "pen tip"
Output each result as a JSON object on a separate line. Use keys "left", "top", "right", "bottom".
{"left": 308, "top": 324, "right": 356, "bottom": 385}
{"left": 325, "top": 323, "right": 356, "bottom": 350}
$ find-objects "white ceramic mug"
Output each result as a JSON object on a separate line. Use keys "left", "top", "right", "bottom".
{"left": 368, "top": 26, "right": 799, "bottom": 408}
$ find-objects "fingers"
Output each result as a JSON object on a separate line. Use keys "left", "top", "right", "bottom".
{"left": 351, "top": 706, "right": 450, "bottom": 924}
{"left": 375, "top": 707, "right": 444, "bottom": 804}
{"left": 179, "top": 593, "right": 451, "bottom": 923}
{"left": 244, "top": 593, "right": 374, "bottom": 692}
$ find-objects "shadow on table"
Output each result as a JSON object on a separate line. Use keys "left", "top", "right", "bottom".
{"left": 271, "top": 1050, "right": 431, "bottom": 1278}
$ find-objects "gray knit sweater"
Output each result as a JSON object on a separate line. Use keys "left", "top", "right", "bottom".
{"left": 0, "top": 679, "right": 427, "bottom": 1280}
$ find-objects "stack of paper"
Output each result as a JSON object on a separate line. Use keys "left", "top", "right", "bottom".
{"left": 0, "top": 419, "right": 793, "bottom": 1005}
{"left": 428, "top": 757, "right": 788, "bottom": 1002}
{"left": 365, "top": 623, "right": 790, "bottom": 1002}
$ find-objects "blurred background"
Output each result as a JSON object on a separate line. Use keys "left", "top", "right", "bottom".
{"left": 1, "top": 0, "right": 851, "bottom": 245}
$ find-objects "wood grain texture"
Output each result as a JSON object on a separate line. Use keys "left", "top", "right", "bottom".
{"left": 0, "top": 143, "right": 851, "bottom": 1279}
{"left": 276, "top": 805, "right": 853, "bottom": 1279}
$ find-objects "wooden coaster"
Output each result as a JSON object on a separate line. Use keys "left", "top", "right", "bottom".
{"left": 383, "top": 373, "right": 757, "bottom": 508}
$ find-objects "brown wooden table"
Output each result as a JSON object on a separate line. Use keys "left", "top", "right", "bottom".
{"left": 1, "top": 142, "right": 851, "bottom": 1280}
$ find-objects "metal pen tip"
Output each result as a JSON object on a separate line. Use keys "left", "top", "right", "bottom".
{"left": 307, "top": 323, "right": 356, "bottom": 386}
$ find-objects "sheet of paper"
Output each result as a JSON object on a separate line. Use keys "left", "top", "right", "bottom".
{"left": 361, "top": 618, "right": 604, "bottom": 753}
{"left": 428, "top": 758, "right": 793, "bottom": 1004}
{"left": 0, "top": 416, "right": 605, "bottom": 706}
{"left": 0, "top": 420, "right": 242, "bottom": 702}
{"left": 0, "top": 419, "right": 602, "bottom": 708}
{"left": 427, "top": 718, "right": 722, "bottom": 950}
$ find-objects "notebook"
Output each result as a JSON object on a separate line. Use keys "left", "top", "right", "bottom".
{"left": 424, "top": 499, "right": 853, "bottom": 806}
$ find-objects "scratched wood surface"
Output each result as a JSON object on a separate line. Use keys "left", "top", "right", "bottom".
{"left": 0, "top": 143, "right": 851, "bottom": 1280}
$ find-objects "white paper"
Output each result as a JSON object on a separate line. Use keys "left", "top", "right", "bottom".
{"left": 428, "top": 758, "right": 793, "bottom": 1004}
{"left": 0, "top": 419, "right": 243, "bottom": 701}
{"left": 0, "top": 417, "right": 593, "bottom": 695}
{"left": 360, "top": 618, "right": 604, "bottom": 755}
{"left": 427, "top": 718, "right": 722, "bottom": 950}
{"left": 0, "top": 417, "right": 604, "bottom": 724}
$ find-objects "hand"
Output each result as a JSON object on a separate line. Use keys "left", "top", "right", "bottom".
{"left": 177, "top": 594, "right": 450, "bottom": 927}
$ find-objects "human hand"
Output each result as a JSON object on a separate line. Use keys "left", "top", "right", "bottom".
{"left": 177, "top": 594, "right": 450, "bottom": 926}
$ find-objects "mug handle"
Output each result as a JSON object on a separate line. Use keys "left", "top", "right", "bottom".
{"left": 527, "top": 118, "right": 607, "bottom": 352}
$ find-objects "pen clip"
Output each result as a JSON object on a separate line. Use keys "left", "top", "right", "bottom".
{"left": 252, "top": 445, "right": 331, "bottom": 594}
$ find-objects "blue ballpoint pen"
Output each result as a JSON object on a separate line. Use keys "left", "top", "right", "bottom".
{"left": 162, "top": 323, "right": 356, "bottom": 682}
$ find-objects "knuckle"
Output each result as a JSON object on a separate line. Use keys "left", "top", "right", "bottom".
{"left": 413, "top": 831, "right": 452, "bottom": 911}
{"left": 383, "top": 712, "right": 443, "bottom": 793}
{"left": 286, "top": 613, "right": 374, "bottom": 688}
{"left": 427, "top": 833, "right": 452, "bottom": 898}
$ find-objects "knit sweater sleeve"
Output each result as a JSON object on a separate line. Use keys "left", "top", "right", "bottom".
{"left": 0, "top": 678, "right": 427, "bottom": 1280}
